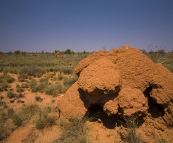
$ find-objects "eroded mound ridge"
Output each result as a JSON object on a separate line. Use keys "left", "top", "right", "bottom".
{"left": 57, "top": 46, "right": 173, "bottom": 128}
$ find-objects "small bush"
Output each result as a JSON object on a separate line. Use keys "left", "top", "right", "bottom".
{"left": 63, "top": 75, "right": 78, "bottom": 88}
{"left": 56, "top": 117, "right": 89, "bottom": 143}
{"left": 7, "top": 91, "right": 16, "bottom": 99}
{"left": 7, "top": 108, "right": 15, "bottom": 118}
{"left": 19, "top": 66, "right": 44, "bottom": 77}
{"left": 3, "top": 74, "right": 15, "bottom": 83}
{"left": 21, "top": 83, "right": 29, "bottom": 88}
{"left": 35, "top": 96, "right": 43, "bottom": 102}
{"left": 37, "top": 78, "right": 48, "bottom": 92}
{"left": 45, "top": 85, "right": 57, "bottom": 96}
{"left": 58, "top": 73, "right": 64, "bottom": 80}
{"left": 0, "top": 96, "right": 4, "bottom": 100}
{"left": 0, "top": 112, "right": 10, "bottom": 141}
{"left": 121, "top": 117, "right": 143, "bottom": 143}
{"left": 18, "top": 75, "right": 28, "bottom": 82}
{"left": 29, "top": 79, "right": 39, "bottom": 92}
{"left": 2, "top": 68, "right": 9, "bottom": 75}
{"left": 35, "top": 118, "right": 45, "bottom": 130}
{"left": 18, "top": 93, "right": 25, "bottom": 98}
{"left": 0, "top": 123, "right": 10, "bottom": 141}
{"left": 22, "top": 104, "right": 40, "bottom": 120}
{"left": 60, "top": 67, "right": 73, "bottom": 75}
{"left": 0, "top": 77, "right": 9, "bottom": 91}
{"left": 45, "top": 83, "right": 64, "bottom": 96}
{"left": 12, "top": 114, "right": 23, "bottom": 126}
{"left": 35, "top": 115, "right": 55, "bottom": 130}
{"left": 0, "top": 100, "right": 6, "bottom": 107}
{"left": 16, "top": 88, "right": 24, "bottom": 92}
{"left": 16, "top": 84, "right": 20, "bottom": 88}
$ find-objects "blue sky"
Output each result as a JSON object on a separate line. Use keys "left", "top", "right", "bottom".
{"left": 0, "top": 0, "right": 173, "bottom": 52}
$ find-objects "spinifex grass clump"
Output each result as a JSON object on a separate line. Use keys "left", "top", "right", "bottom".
{"left": 12, "top": 104, "right": 40, "bottom": 127}
{"left": 19, "top": 66, "right": 44, "bottom": 77}
{"left": 35, "top": 96, "right": 43, "bottom": 102}
{"left": 63, "top": 75, "right": 78, "bottom": 89}
{"left": 121, "top": 117, "right": 144, "bottom": 143}
{"left": 0, "top": 74, "right": 15, "bottom": 91}
{"left": 7, "top": 91, "right": 16, "bottom": 99}
{"left": 53, "top": 117, "right": 89, "bottom": 143}
{"left": 45, "top": 82, "right": 65, "bottom": 96}
{"left": 0, "top": 79, "right": 8, "bottom": 91}
{"left": 0, "top": 112, "right": 10, "bottom": 141}
{"left": 35, "top": 114, "right": 55, "bottom": 130}
{"left": 16, "top": 84, "right": 24, "bottom": 92}
{"left": 35, "top": 106, "right": 56, "bottom": 130}
{"left": 60, "top": 67, "right": 73, "bottom": 75}
{"left": 2, "top": 74, "right": 15, "bottom": 83}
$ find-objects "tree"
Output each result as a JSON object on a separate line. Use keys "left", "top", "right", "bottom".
{"left": 14, "top": 50, "right": 20, "bottom": 55}
{"left": 0, "top": 51, "right": 3, "bottom": 55}
{"left": 64, "top": 49, "right": 72, "bottom": 54}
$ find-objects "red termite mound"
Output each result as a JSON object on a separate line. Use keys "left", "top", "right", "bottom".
{"left": 57, "top": 46, "right": 173, "bottom": 132}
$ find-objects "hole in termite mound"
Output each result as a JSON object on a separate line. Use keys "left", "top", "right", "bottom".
{"left": 143, "top": 86, "right": 164, "bottom": 118}
{"left": 85, "top": 104, "right": 144, "bottom": 129}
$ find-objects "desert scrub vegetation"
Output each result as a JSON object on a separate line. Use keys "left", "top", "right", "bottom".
{"left": 29, "top": 75, "right": 77, "bottom": 96}
{"left": 35, "top": 109, "right": 56, "bottom": 130}
{"left": 11, "top": 104, "right": 40, "bottom": 127}
{"left": 45, "top": 82, "right": 65, "bottom": 96}
{"left": 0, "top": 74, "right": 15, "bottom": 83}
{"left": 19, "top": 65, "right": 45, "bottom": 77}
{"left": 63, "top": 74, "right": 78, "bottom": 88}
{"left": 53, "top": 117, "right": 89, "bottom": 143}
{"left": 7, "top": 91, "right": 16, "bottom": 99}
{"left": 35, "top": 95, "right": 43, "bottom": 102}
{"left": 0, "top": 51, "right": 90, "bottom": 76}
{"left": 10, "top": 104, "right": 58, "bottom": 130}
{"left": 0, "top": 74, "right": 15, "bottom": 91}
{"left": 120, "top": 117, "right": 144, "bottom": 143}
{"left": 0, "top": 112, "right": 10, "bottom": 141}
{"left": 0, "top": 95, "right": 7, "bottom": 109}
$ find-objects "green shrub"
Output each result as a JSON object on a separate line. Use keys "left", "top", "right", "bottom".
{"left": 18, "top": 93, "right": 25, "bottom": 98}
{"left": 45, "top": 83, "right": 64, "bottom": 96}
{"left": 19, "top": 66, "right": 44, "bottom": 77}
{"left": 29, "top": 79, "right": 39, "bottom": 92}
{"left": 7, "top": 91, "right": 16, "bottom": 98}
{"left": 56, "top": 117, "right": 89, "bottom": 143}
{"left": 60, "top": 67, "right": 73, "bottom": 75}
{"left": 16, "top": 88, "right": 24, "bottom": 92}
{"left": 0, "top": 123, "right": 10, "bottom": 141}
{"left": 18, "top": 75, "right": 28, "bottom": 82}
{"left": 121, "top": 117, "right": 143, "bottom": 143}
{"left": 0, "top": 112, "right": 10, "bottom": 141}
{"left": 37, "top": 78, "right": 48, "bottom": 92}
{"left": 35, "top": 96, "right": 43, "bottom": 102}
{"left": 58, "top": 73, "right": 64, "bottom": 80}
{"left": 12, "top": 114, "right": 23, "bottom": 126}
{"left": 2, "top": 68, "right": 9, "bottom": 75}
{"left": 0, "top": 96, "right": 4, "bottom": 100}
{"left": 22, "top": 104, "right": 40, "bottom": 120}
{"left": 35, "top": 118, "right": 45, "bottom": 130}
{"left": 45, "top": 85, "right": 57, "bottom": 96}
{"left": 0, "top": 96, "right": 5, "bottom": 107}
{"left": 16, "top": 84, "right": 20, "bottom": 88}
{"left": 0, "top": 100, "right": 6, "bottom": 107}
{"left": 7, "top": 108, "right": 15, "bottom": 118}
{"left": 3, "top": 74, "right": 15, "bottom": 83}
{"left": 21, "top": 83, "right": 29, "bottom": 88}
{"left": 35, "top": 115, "right": 55, "bottom": 130}
{"left": 63, "top": 75, "right": 78, "bottom": 88}
{"left": 0, "top": 77, "right": 9, "bottom": 91}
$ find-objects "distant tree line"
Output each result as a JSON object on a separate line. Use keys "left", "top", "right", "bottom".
{"left": 0, "top": 49, "right": 90, "bottom": 55}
